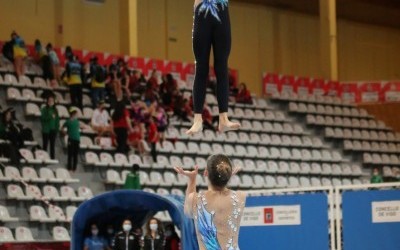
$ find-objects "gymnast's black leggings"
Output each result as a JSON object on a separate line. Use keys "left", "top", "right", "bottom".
{"left": 192, "top": 3, "right": 231, "bottom": 114}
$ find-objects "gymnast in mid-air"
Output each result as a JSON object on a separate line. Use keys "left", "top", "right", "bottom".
{"left": 187, "top": 0, "right": 241, "bottom": 135}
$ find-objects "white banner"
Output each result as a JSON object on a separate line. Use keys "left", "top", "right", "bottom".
{"left": 361, "top": 92, "right": 379, "bottom": 103}
{"left": 385, "top": 91, "right": 400, "bottom": 102}
{"left": 372, "top": 200, "right": 400, "bottom": 223}
{"left": 241, "top": 205, "right": 301, "bottom": 226}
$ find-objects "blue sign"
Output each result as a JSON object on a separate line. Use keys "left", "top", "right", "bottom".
{"left": 342, "top": 189, "right": 400, "bottom": 250}
{"left": 239, "top": 193, "right": 329, "bottom": 250}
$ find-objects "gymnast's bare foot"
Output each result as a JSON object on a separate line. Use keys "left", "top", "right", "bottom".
{"left": 186, "top": 114, "right": 203, "bottom": 135}
{"left": 218, "top": 112, "right": 241, "bottom": 133}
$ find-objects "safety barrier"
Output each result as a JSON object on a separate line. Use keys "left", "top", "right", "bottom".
{"left": 335, "top": 182, "right": 400, "bottom": 250}
{"left": 240, "top": 183, "right": 400, "bottom": 250}
{"left": 242, "top": 186, "right": 334, "bottom": 250}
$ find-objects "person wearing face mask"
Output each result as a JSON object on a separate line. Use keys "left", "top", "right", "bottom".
{"left": 142, "top": 218, "right": 165, "bottom": 250}
{"left": 165, "top": 224, "right": 180, "bottom": 250}
{"left": 84, "top": 224, "right": 109, "bottom": 250}
{"left": 370, "top": 168, "right": 383, "bottom": 184}
{"left": 112, "top": 219, "right": 140, "bottom": 250}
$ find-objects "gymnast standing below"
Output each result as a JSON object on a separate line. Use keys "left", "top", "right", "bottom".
{"left": 175, "top": 154, "right": 246, "bottom": 250}
{"left": 187, "top": 0, "right": 241, "bottom": 134}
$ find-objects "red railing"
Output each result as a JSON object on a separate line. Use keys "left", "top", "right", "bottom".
{"left": 263, "top": 72, "right": 400, "bottom": 104}
{"left": 0, "top": 242, "right": 70, "bottom": 250}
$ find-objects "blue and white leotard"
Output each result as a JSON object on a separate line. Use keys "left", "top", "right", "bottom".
{"left": 196, "top": 0, "right": 229, "bottom": 22}
{"left": 194, "top": 191, "right": 243, "bottom": 250}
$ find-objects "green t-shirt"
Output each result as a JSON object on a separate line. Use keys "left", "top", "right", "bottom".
{"left": 41, "top": 106, "right": 60, "bottom": 133}
{"left": 123, "top": 172, "right": 141, "bottom": 190}
{"left": 63, "top": 118, "right": 80, "bottom": 141}
{"left": 370, "top": 175, "right": 383, "bottom": 184}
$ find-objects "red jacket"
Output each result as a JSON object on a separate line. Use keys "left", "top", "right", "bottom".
{"left": 236, "top": 89, "right": 252, "bottom": 103}
{"left": 148, "top": 122, "right": 159, "bottom": 143}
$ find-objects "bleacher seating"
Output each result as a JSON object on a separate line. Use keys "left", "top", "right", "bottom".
{"left": 1, "top": 47, "right": 400, "bottom": 245}
{"left": 270, "top": 93, "right": 400, "bottom": 171}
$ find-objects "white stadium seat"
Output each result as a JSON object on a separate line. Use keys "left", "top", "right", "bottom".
{"left": 19, "top": 149, "right": 41, "bottom": 164}
{"left": 60, "top": 186, "right": 85, "bottom": 202}
{"left": 66, "top": 206, "right": 77, "bottom": 221}
{"left": 8, "top": 184, "right": 31, "bottom": 200}
{"left": 25, "top": 103, "right": 41, "bottom": 116}
{"left": 39, "top": 167, "right": 62, "bottom": 183}
{"left": 25, "top": 185, "right": 42, "bottom": 200}
{"left": 43, "top": 185, "right": 68, "bottom": 202}
{"left": 253, "top": 175, "right": 265, "bottom": 188}
{"left": 56, "top": 168, "right": 79, "bottom": 183}
{"left": 78, "top": 186, "right": 93, "bottom": 200}
{"left": 53, "top": 226, "right": 70, "bottom": 241}
{"left": 22, "top": 167, "right": 46, "bottom": 183}
{"left": 0, "top": 226, "right": 15, "bottom": 242}
{"left": 48, "top": 205, "right": 68, "bottom": 222}
{"left": 30, "top": 205, "right": 55, "bottom": 222}
{"left": 35, "top": 149, "right": 58, "bottom": 164}
{"left": 15, "top": 227, "right": 34, "bottom": 242}
{"left": 0, "top": 206, "right": 19, "bottom": 222}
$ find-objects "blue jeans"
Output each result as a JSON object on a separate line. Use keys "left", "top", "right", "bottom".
{"left": 91, "top": 87, "right": 105, "bottom": 107}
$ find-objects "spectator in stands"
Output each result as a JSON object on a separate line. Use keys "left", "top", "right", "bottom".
{"left": 142, "top": 218, "right": 165, "bottom": 250}
{"left": 144, "top": 83, "right": 158, "bottom": 104}
{"left": 117, "top": 58, "right": 128, "bottom": 76}
{"left": 65, "top": 54, "right": 84, "bottom": 109}
{"left": 147, "top": 70, "right": 159, "bottom": 91}
{"left": 64, "top": 46, "right": 73, "bottom": 62}
{"left": 112, "top": 101, "right": 133, "bottom": 154}
{"left": 91, "top": 100, "right": 112, "bottom": 136}
{"left": 127, "top": 123, "right": 146, "bottom": 155}
{"left": 90, "top": 56, "right": 107, "bottom": 107}
{"left": 40, "top": 49, "right": 56, "bottom": 87}
{"left": 153, "top": 103, "right": 168, "bottom": 145}
{"left": 147, "top": 116, "right": 159, "bottom": 162}
{"left": 2, "top": 36, "right": 14, "bottom": 63}
{"left": 370, "top": 168, "right": 383, "bottom": 183}
{"left": 229, "top": 71, "right": 238, "bottom": 96}
{"left": 174, "top": 154, "right": 246, "bottom": 250}
{"left": 121, "top": 70, "right": 131, "bottom": 99}
{"left": 33, "top": 39, "right": 46, "bottom": 63}
{"left": 11, "top": 31, "right": 27, "bottom": 79}
{"left": 123, "top": 163, "right": 141, "bottom": 190}
{"left": 113, "top": 219, "right": 140, "bottom": 250}
{"left": 128, "top": 70, "right": 141, "bottom": 94}
{"left": 235, "top": 82, "right": 253, "bottom": 104}
{"left": 84, "top": 223, "right": 109, "bottom": 250}
{"left": 62, "top": 107, "right": 87, "bottom": 173}
{"left": 109, "top": 64, "right": 124, "bottom": 103}
{"left": 46, "top": 43, "right": 61, "bottom": 82}
{"left": 0, "top": 108, "right": 23, "bottom": 165}
{"left": 138, "top": 73, "right": 147, "bottom": 90}
{"left": 8, "top": 108, "right": 34, "bottom": 143}
{"left": 165, "top": 224, "right": 180, "bottom": 250}
{"left": 130, "top": 98, "right": 147, "bottom": 124}
{"left": 174, "top": 97, "right": 193, "bottom": 122}
{"left": 159, "top": 74, "right": 178, "bottom": 109}
{"left": 40, "top": 95, "right": 60, "bottom": 159}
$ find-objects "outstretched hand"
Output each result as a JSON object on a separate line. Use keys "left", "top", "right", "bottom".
{"left": 174, "top": 165, "right": 199, "bottom": 181}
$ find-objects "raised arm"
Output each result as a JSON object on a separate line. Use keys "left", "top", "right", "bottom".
{"left": 174, "top": 166, "right": 199, "bottom": 216}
